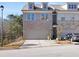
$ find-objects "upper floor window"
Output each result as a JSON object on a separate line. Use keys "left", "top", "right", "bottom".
{"left": 29, "top": 5, "right": 33, "bottom": 9}
{"left": 42, "top": 2, "right": 48, "bottom": 10}
{"left": 68, "top": 4, "right": 77, "bottom": 10}
{"left": 28, "top": 2, "right": 34, "bottom": 10}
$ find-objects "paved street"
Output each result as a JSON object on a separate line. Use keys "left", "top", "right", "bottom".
{"left": 0, "top": 40, "right": 79, "bottom": 57}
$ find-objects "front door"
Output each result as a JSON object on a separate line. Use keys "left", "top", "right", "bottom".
{"left": 51, "top": 11, "right": 57, "bottom": 39}
{"left": 53, "top": 27, "right": 57, "bottom": 39}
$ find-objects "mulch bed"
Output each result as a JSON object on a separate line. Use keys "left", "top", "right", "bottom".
{"left": 56, "top": 40, "right": 71, "bottom": 44}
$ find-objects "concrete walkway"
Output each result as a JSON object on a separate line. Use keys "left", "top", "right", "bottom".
{"left": 0, "top": 40, "right": 59, "bottom": 50}
{"left": 20, "top": 40, "right": 61, "bottom": 48}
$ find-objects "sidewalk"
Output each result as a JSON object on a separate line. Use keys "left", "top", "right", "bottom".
{"left": 0, "top": 40, "right": 73, "bottom": 50}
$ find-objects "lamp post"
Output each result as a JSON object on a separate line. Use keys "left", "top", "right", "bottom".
{"left": 0, "top": 5, "right": 4, "bottom": 47}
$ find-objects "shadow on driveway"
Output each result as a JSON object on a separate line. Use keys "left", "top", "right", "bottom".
{"left": 0, "top": 43, "right": 39, "bottom": 51}
{"left": 22, "top": 44, "right": 38, "bottom": 46}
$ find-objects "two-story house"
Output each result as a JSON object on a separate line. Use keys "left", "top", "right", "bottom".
{"left": 22, "top": 2, "right": 79, "bottom": 40}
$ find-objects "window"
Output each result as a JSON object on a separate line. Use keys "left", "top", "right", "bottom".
{"left": 27, "top": 13, "right": 34, "bottom": 21}
{"left": 27, "top": 13, "right": 30, "bottom": 20}
{"left": 29, "top": 3, "right": 34, "bottom": 10}
{"left": 41, "top": 13, "right": 48, "bottom": 20}
{"left": 42, "top": 2, "right": 48, "bottom": 10}
{"left": 72, "top": 17, "right": 75, "bottom": 24}
{"left": 43, "top": 2, "right": 47, "bottom": 8}
{"left": 29, "top": 5, "right": 32, "bottom": 9}
{"left": 74, "top": 5, "right": 77, "bottom": 9}
{"left": 31, "top": 13, "right": 34, "bottom": 21}
{"left": 68, "top": 4, "right": 77, "bottom": 10}
{"left": 61, "top": 17, "right": 65, "bottom": 21}
{"left": 52, "top": 14, "right": 57, "bottom": 25}
{"left": 41, "top": 13, "right": 44, "bottom": 19}
{"left": 72, "top": 17, "right": 75, "bottom": 20}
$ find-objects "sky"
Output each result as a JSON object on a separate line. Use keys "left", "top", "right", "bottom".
{"left": 0, "top": 2, "right": 64, "bottom": 19}
{"left": 0, "top": 2, "right": 26, "bottom": 19}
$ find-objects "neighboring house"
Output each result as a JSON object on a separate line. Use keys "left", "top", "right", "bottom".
{"left": 22, "top": 2, "right": 79, "bottom": 40}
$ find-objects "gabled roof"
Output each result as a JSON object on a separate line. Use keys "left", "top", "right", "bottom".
{"left": 34, "top": 6, "right": 42, "bottom": 10}
{"left": 22, "top": 2, "right": 79, "bottom": 11}
{"left": 48, "top": 5, "right": 64, "bottom": 10}
{"left": 22, "top": 3, "right": 43, "bottom": 11}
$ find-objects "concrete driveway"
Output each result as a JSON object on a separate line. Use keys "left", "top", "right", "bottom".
{"left": 0, "top": 40, "right": 79, "bottom": 57}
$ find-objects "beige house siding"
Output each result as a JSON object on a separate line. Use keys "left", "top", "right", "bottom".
{"left": 57, "top": 12, "right": 79, "bottom": 38}
{"left": 23, "top": 10, "right": 79, "bottom": 40}
{"left": 23, "top": 12, "right": 52, "bottom": 40}
{"left": 22, "top": 2, "right": 79, "bottom": 40}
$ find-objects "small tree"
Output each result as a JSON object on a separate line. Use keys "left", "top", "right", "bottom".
{"left": 6, "top": 14, "right": 23, "bottom": 42}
